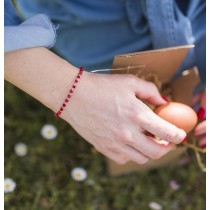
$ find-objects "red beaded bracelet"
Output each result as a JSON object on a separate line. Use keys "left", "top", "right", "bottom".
{"left": 55, "top": 67, "right": 84, "bottom": 117}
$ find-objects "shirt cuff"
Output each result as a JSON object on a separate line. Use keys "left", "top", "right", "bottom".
{"left": 4, "top": 14, "right": 57, "bottom": 53}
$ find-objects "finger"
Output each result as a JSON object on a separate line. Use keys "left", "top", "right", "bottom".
{"left": 136, "top": 109, "right": 186, "bottom": 144}
{"left": 194, "top": 120, "right": 206, "bottom": 136}
{"left": 99, "top": 148, "right": 129, "bottom": 165}
{"left": 134, "top": 79, "right": 166, "bottom": 106}
{"left": 118, "top": 144, "right": 149, "bottom": 164}
{"left": 124, "top": 130, "right": 175, "bottom": 159}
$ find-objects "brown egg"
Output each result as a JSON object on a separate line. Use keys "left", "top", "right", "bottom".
{"left": 154, "top": 102, "right": 198, "bottom": 133}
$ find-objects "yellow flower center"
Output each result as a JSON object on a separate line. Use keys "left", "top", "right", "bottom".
{"left": 76, "top": 173, "right": 81, "bottom": 177}
{"left": 18, "top": 148, "right": 24, "bottom": 152}
{"left": 47, "top": 130, "right": 52, "bottom": 135}
{"left": 5, "top": 184, "right": 11, "bottom": 189}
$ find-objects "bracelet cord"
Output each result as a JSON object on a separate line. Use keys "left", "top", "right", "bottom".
{"left": 55, "top": 67, "right": 84, "bottom": 117}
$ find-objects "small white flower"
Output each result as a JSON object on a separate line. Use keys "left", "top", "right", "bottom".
{"left": 14, "top": 143, "right": 28, "bottom": 156}
{"left": 148, "top": 201, "right": 162, "bottom": 210}
{"left": 71, "top": 167, "right": 87, "bottom": 182}
{"left": 41, "top": 124, "right": 58, "bottom": 140}
{"left": 169, "top": 180, "right": 180, "bottom": 190}
{"left": 4, "top": 178, "right": 16, "bottom": 193}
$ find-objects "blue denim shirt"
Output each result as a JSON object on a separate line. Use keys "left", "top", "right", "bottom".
{"left": 5, "top": 0, "right": 205, "bottom": 86}
{"left": 4, "top": 0, "right": 56, "bottom": 52}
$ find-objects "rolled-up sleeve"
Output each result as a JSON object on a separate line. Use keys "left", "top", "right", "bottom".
{"left": 4, "top": 0, "right": 56, "bottom": 53}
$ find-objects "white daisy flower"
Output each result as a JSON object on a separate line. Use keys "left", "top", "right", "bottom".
{"left": 4, "top": 178, "right": 16, "bottom": 193}
{"left": 169, "top": 180, "right": 180, "bottom": 190}
{"left": 14, "top": 143, "right": 28, "bottom": 156}
{"left": 148, "top": 201, "right": 162, "bottom": 210}
{"left": 41, "top": 124, "right": 58, "bottom": 140}
{"left": 71, "top": 167, "right": 87, "bottom": 182}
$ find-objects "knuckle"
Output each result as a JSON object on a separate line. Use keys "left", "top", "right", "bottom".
{"left": 139, "top": 114, "right": 153, "bottom": 128}
{"left": 127, "top": 74, "right": 137, "bottom": 82}
{"left": 148, "top": 81, "right": 158, "bottom": 91}
{"left": 126, "top": 74, "right": 140, "bottom": 87}
{"left": 140, "top": 116, "right": 150, "bottom": 126}
{"left": 121, "top": 97, "right": 153, "bottom": 127}
{"left": 163, "top": 130, "right": 179, "bottom": 143}
{"left": 115, "top": 129, "right": 133, "bottom": 144}
{"left": 137, "top": 109, "right": 154, "bottom": 124}
{"left": 128, "top": 108, "right": 141, "bottom": 122}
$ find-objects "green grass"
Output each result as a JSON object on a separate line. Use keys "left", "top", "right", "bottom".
{"left": 5, "top": 82, "right": 206, "bottom": 210}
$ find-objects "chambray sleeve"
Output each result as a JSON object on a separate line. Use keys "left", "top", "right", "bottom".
{"left": 4, "top": 0, "right": 56, "bottom": 53}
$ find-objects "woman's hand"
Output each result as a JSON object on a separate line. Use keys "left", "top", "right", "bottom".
{"left": 193, "top": 88, "right": 206, "bottom": 148}
{"left": 62, "top": 72, "right": 186, "bottom": 164}
{"left": 5, "top": 47, "right": 186, "bottom": 165}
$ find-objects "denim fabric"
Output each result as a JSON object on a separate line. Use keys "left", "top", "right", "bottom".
{"left": 7, "top": 0, "right": 206, "bottom": 86}
{"left": 4, "top": 0, "right": 56, "bottom": 53}
{"left": 4, "top": 0, "right": 21, "bottom": 26}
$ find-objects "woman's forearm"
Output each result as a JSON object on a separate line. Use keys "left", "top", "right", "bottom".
{"left": 5, "top": 47, "right": 79, "bottom": 113}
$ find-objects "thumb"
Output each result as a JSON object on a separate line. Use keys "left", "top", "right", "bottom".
{"left": 135, "top": 79, "right": 167, "bottom": 106}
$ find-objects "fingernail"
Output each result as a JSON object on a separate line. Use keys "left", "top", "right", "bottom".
{"left": 182, "top": 136, "right": 187, "bottom": 143}
{"left": 162, "top": 96, "right": 169, "bottom": 102}
{"left": 200, "top": 143, "right": 206, "bottom": 149}
{"left": 197, "top": 107, "right": 206, "bottom": 120}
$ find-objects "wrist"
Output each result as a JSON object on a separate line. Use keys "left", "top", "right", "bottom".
{"left": 44, "top": 61, "right": 80, "bottom": 112}
{"left": 54, "top": 67, "right": 84, "bottom": 117}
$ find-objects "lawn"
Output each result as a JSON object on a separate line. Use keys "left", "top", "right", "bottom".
{"left": 5, "top": 82, "right": 206, "bottom": 210}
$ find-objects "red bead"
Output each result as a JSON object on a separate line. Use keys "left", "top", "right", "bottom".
{"left": 55, "top": 111, "right": 61, "bottom": 117}
{"left": 79, "top": 69, "right": 83, "bottom": 75}
{"left": 55, "top": 67, "right": 84, "bottom": 118}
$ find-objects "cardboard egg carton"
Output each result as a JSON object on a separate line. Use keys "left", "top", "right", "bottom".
{"left": 108, "top": 45, "right": 200, "bottom": 175}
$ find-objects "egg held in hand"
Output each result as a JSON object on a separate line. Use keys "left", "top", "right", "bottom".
{"left": 154, "top": 102, "right": 198, "bottom": 133}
